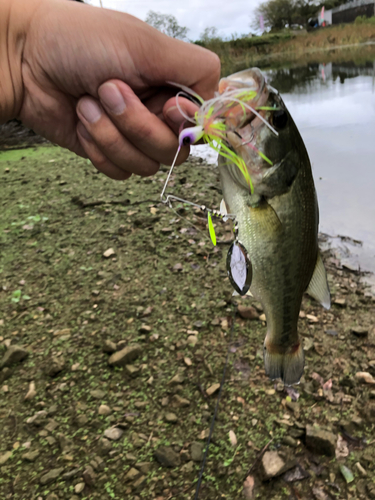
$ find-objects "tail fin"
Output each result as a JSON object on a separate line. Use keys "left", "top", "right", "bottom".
{"left": 263, "top": 341, "right": 304, "bottom": 386}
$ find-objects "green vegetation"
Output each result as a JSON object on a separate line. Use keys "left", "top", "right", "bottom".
{"left": 0, "top": 144, "right": 374, "bottom": 499}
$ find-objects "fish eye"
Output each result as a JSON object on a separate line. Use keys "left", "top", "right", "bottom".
{"left": 272, "top": 109, "right": 288, "bottom": 129}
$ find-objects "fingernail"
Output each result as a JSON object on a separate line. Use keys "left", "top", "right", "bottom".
{"left": 165, "top": 106, "right": 184, "bottom": 124}
{"left": 79, "top": 98, "right": 102, "bottom": 124}
{"left": 77, "top": 121, "right": 92, "bottom": 142}
{"left": 99, "top": 82, "right": 126, "bottom": 115}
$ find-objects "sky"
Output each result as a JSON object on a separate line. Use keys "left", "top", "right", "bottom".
{"left": 86, "top": 0, "right": 260, "bottom": 40}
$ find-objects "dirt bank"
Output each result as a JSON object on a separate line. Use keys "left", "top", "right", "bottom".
{"left": 0, "top": 146, "right": 374, "bottom": 499}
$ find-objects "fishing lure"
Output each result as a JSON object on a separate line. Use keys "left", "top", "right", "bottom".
{"left": 160, "top": 83, "right": 278, "bottom": 250}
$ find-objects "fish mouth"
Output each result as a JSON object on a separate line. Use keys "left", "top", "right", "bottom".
{"left": 219, "top": 69, "right": 270, "bottom": 147}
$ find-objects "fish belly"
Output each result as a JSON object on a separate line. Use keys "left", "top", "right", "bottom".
{"left": 219, "top": 161, "right": 318, "bottom": 385}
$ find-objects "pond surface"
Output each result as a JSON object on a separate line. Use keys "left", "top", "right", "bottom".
{"left": 192, "top": 48, "right": 375, "bottom": 283}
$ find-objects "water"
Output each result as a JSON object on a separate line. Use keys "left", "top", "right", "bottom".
{"left": 191, "top": 50, "right": 375, "bottom": 287}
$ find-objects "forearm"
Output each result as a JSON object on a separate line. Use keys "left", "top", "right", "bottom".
{"left": 0, "top": 0, "right": 42, "bottom": 123}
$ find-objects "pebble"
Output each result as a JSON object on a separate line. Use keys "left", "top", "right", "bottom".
{"left": 355, "top": 462, "right": 367, "bottom": 476}
{"left": 44, "top": 356, "right": 65, "bottom": 377}
{"left": 154, "top": 446, "right": 180, "bottom": 468}
{"left": 206, "top": 383, "right": 220, "bottom": 396}
{"left": 25, "top": 381, "right": 37, "bottom": 400}
{"left": 1, "top": 345, "right": 29, "bottom": 368}
{"left": 125, "top": 364, "right": 140, "bottom": 377}
{"left": 168, "top": 373, "right": 185, "bottom": 385}
{"left": 334, "top": 298, "right": 346, "bottom": 307}
{"left": 74, "top": 483, "right": 85, "bottom": 494}
{"left": 305, "top": 425, "right": 336, "bottom": 457}
{"left": 90, "top": 389, "right": 106, "bottom": 399}
{"left": 165, "top": 412, "right": 178, "bottom": 423}
{"left": 27, "top": 410, "right": 48, "bottom": 426}
{"left": 102, "top": 340, "right": 117, "bottom": 353}
{"left": 98, "top": 404, "right": 111, "bottom": 416}
{"left": 139, "top": 324, "right": 152, "bottom": 333}
{"left": 356, "top": 372, "right": 375, "bottom": 384}
{"left": 83, "top": 465, "right": 96, "bottom": 486}
{"left": 351, "top": 326, "right": 368, "bottom": 337}
{"left": 40, "top": 468, "right": 64, "bottom": 485}
{"left": 103, "top": 248, "right": 115, "bottom": 258}
{"left": 259, "top": 314, "right": 266, "bottom": 322}
{"left": 104, "top": 427, "right": 123, "bottom": 441}
{"left": 0, "top": 451, "right": 12, "bottom": 465}
{"left": 124, "top": 467, "right": 141, "bottom": 482}
{"left": 171, "top": 394, "right": 190, "bottom": 408}
{"left": 260, "top": 451, "right": 287, "bottom": 479}
{"left": 108, "top": 344, "right": 142, "bottom": 366}
{"left": 187, "top": 335, "right": 198, "bottom": 346}
{"left": 237, "top": 305, "right": 259, "bottom": 320}
{"left": 184, "top": 357, "right": 192, "bottom": 366}
{"left": 191, "top": 442, "right": 204, "bottom": 462}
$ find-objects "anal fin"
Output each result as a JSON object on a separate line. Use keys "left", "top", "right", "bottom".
{"left": 306, "top": 252, "right": 331, "bottom": 309}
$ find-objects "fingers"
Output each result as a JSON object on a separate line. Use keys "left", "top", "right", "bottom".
{"left": 76, "top": 122, "right": 131, "bottom": 180}
{"left": 97, "top": 80, "right": 189, "bottom": 165}
{"left": 76, "top": 81, "right": 189, "bottom": 179}
{"left": 163, "top": 97, "right": 201, "bottom": 136}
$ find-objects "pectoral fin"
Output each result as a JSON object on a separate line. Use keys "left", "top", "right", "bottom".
{"left": 306, "top": 252, "right": 331, "bottom": 309}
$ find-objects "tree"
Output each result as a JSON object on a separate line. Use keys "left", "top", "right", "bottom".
{"left": 253, "top": 0, "right": 296, "bottom": 31}
{"left": 199, "top": 27, "right": 220, "bottom": 43}
{"left": 145, "top": 11, "right": 188, "bottom": 40}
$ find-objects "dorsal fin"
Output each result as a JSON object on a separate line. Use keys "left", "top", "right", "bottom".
{"left": 306, "top": 252, "right": 331, "bottom": 309}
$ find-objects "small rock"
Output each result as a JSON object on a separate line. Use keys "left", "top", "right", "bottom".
{"left": 45, "top": 419, "right": 58, "bottom": 433}
{"left": 259, "top": 313, "right": 266, "bottom": 322}
{"left": 98, "top": 405, "right": 111, "bottom": 416}
{"left": 125, "top": 364, "right": 140, "bottom": 377}
{"left": 27, "top": 410, "right": 48, "bottom": 426}
{"left": 165, "top": 412, "right": 178, "bottom": 424}
{"left": 102, "top": 340, "right": 117, "bottom": 353}
{"left": 1, "top": 345, "right": 28, "bottom": 368}
{"left": 76, "top": 414, "right": 88, "bottom": 427}
{"left": 136, "top": 462, "right": 152, "bottom": 474}
{"left": 0, "top": 451, "right": 12, "bottom": 465}
{"left": 184, "top": 357, "right": 192, "bottom": 367}
{"left": 108, "top": 344, "right": 142, "bottom": 366}
{"left": 229, "top": 430, "right": 237, "bottom": 447}
{"left": 243, "top": 475, "right": 255, "bottom": 499}
{"left": 74, "top": 482, "right": 85, "bottom": 494}
{"left": 40, "top": 468, "right": 64, "bottom": 485}
{"left": 191, "top": 442, "right": 204, "bottom": 462}
{"left": 97, "top": 438, "right": 112, "bottom": 455}
{"left": 351, "top": 326, "right": 368, "bottom": 337}
{"left": 168, "top": 373, "right": 185, "bottom": 385}
{"left": 62, "top": 468, "right": 81, "bottom": 480}
{"left": 103, "top": 248, "right": 115, "bottom": 258}
{"left": 187, "top": 335, "right": 198, "bottom": 346}
{"left": 355, "top": 461, "right": 367, "bottom": 476}
{"left": 83, "top": 465, "right": 96, "bottom": 486}
{"left": 334, "top": 298, "right": 346, "bottom": 307}
{"left": 90, "top": 389, "right": 106, "bottom": 399}
{"left": 58, "top": 433, "right": 73, "bottom": 453}
{"left": 356, "top": 372, "right": 375, "bottom": 384}
{"left": 282, "top": 436, "right": 298, "bottom": 448}
{"left": 306, "top": 314, "right": 318, "bottom": 323}
{"left": 139, "top": 324, "right": 152, "bottom": 334}
{"left": 104, "top": 427, "right": 123, "bottom": 441}
{"left": 260, "top": 451, "right": 287, "bottom": 479}
{"left": 133, "top": 474, "right": 146, "bottom": 488}
{"left": 306, "top": 425, "right": 336, "bottom": 457}
{"left": 44, "top": 356, "right": 65, "bottom": 377}
{"left": 124, "top": 467, "right": 141, "bottom": 482}
{"left": 25, "top": 381, "right": 36, "bottom": 400}
{"left": 181, "top": 461, "right": 195, "bottom": 473}
{"left": 46, "top": 494, "right": 59, "bottom": 500}
{"left": 237, "top": 305, "right": 259, "bottom": 320}
{"left": 206, "top": 383, "right": 220, "bottom": 396}
{"left": 171, "top": 394, "right": 190, "bottom": 408}
{"left": 154, "top": 446, "right": 180, "bottom": 468}
{"left": 325, "top": 329, "right": 338, "bottom": 336}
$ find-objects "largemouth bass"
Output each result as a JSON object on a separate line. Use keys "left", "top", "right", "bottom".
{"left": 218, "top": 68, "right": 330, "bottom": 386}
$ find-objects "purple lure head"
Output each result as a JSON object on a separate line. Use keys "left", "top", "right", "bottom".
{"left": 179, "top": 126, "right": 204, "bottom": 147}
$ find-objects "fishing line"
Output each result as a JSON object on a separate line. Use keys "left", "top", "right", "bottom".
{"left": 193, "top": 306, "right": 237, "bottom": 500}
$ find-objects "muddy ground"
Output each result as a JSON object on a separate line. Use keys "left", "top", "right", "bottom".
{"left": 0, "top": 145, "right": 375, "bottom": 500}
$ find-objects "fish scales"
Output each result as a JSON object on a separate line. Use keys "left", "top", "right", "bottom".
{"left": 218, "top": 68, "right": 330, "bottom": 385}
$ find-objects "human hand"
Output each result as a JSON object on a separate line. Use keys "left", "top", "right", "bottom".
{"left": 3, "top": 0, "right": 220, "bottom": 179}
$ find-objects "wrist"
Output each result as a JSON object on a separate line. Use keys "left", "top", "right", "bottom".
{"left": 0, "top": 0, "right": 44, "bottom": 123}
